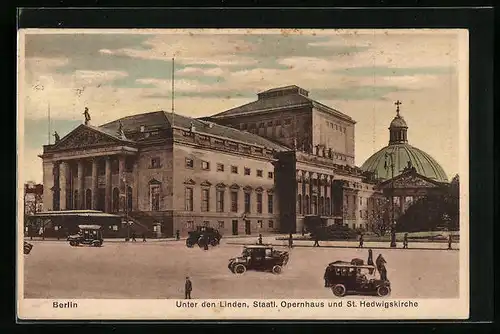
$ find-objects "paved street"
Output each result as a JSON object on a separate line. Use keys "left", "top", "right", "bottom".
{"left": 23, "top": 238, "right": 460, "bottom": 299}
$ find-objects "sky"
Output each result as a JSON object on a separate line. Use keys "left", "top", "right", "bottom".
{"left": 19, "top": 29, "right": 466, "bottom": 184}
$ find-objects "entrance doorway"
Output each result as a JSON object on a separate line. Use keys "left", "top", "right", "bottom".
{"left": 232, "top": 220, "right": 238, "bottom": 235}
{"left": 245, "top": 220, "right": 251, "bottom": 235}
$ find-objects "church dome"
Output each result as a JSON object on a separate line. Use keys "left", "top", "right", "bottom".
{"left": 361, "top": 144, "right": 448, "bottom": 182}
{"left": 361, "top": 101, "right": 448, "bottom": 182}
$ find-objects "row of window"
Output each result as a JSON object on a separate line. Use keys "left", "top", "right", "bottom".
{"left": 345, "top": 195, "right": 383, "bottom": 207}
{"left": 185, "top": 220, "right": 274, "bottom": 230}
{"left": 185, "top": 187, "right": 274, "bottom": 214}
{"left": 240, "top": 118, "right": 292, "bottom": 131}
{"left": 185, "top": 158, "right": 274, "bottom": 178}
{"left": 325, "top": 121, "right": 347, "bottom": 133}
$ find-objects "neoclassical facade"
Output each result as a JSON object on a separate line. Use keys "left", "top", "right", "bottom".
{"left": 40, "top": 85, "right": 385, "bottom": 237}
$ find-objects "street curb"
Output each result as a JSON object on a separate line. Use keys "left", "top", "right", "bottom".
{"left": 226, "top": 242, "right": 460, "bottom": 251}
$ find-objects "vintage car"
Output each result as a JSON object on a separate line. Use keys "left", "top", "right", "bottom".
{"left": 186, "top": 226, "right": 222, "bottom": 248}
{"left": 67, "top": 225, "right": 103, "bottom": 247}
{"left": 228, "top": 245, "right": 289, "bottom": 275}
{"left": 324, "top": 260, "right": 391, "bottom": 297}
{"left": 24, "top": 241, "right": 33, "bottom": 255}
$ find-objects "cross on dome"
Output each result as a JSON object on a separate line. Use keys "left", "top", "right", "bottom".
{"left": 394, "top": 100, "right": 402, "bottom": 116}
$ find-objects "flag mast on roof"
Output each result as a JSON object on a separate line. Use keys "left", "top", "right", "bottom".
{"left": 47, "top": 102, "right": 51, "bottom": 145}
{"left": 171, "top": 57, "right": 175, "bottom": 128}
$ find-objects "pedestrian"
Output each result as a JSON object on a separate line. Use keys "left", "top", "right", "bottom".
{"left": 403, "top": 233, "right": 408, "bottom": 249}
{"left": 131, "top": 232, "right": 137, "bottom": 242}
{"left": 301, "top": 226, "right": 305, "bottom": 237}
{"left": 288, "top": 232, "right": 293, "bottom": 248}
{"left": 367, "top": 249, "right": 374, "bottom": 275}
{"left": 376, "top": 254, "right": 388, "bottom": 281}
{"left": 258, "top": 234, "right": 263, "bottom": 245}
{"left": 313, "top": 234, "right": 320, "bottom": 247}
{"left": 448, "top": 234, "right": 453, "bottom": 250}
{"left": 142, "top": 232, "right": 147, "bottom": 242}
{"left": 185, "top": 276, "right": 192, "bottom": 299}
{"left": 203, "top": 237, "right": 209, "bottom": 251}
{"left": 176, "top": 230, "right": 180, "bottom": 241}
{"left": 358, "top": 233, "right": 364, "bottom": 248}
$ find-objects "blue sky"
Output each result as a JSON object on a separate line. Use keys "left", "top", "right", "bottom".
{"left": 20, "top": 29, "right": 464, "bottom": 183}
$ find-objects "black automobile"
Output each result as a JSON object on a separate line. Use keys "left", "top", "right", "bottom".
{"left": 228, "top": 245, "right": 289, "bottom": 275}
{"left": 67, "top": 225, "right": 103, "bottom": 247}
{"left": 24, "top": 241, "right": 33, "bottom": 255}
{"left": 186, "top": 226, "right": 222, "bottom": 248}
{"left": 324, "top": 260, "right": 391, "bottom": 297}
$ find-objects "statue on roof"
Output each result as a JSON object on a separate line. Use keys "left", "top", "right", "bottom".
{"left": 83, "top": 107, "right": 91, "bottom": 125}
{"left": 117, "top": 121, "right": 126, "bottom": 139}
{"left": 53, "top": 131, "right": 60, "bottom": 143}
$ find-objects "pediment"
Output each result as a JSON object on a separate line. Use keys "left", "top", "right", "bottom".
{"left": 52, "top": 125, "right": 129, "bottom": 151}
{"left": 229, "top": 183, "right": 240, "bottom": 190}
{"left": 243, "top": 185, "right": 253, "bottom": 192}
{"left": 149, "top": 178, "right": 162, "bottom": 185}
{"left": 380, "top": 172, "right": 441, "bottom": 189}
{"left": 215, "top": 183, "right": 227, "bottom": 189}
{"left": 267, "top": 188, "right": 275, "bottom": 194}
{"left": 183, "top": 179, "right": 196, "bottom": 185}
{"left": 200, "top": 180, "right": 212, "bottom": 187}
{"left": 255, "top": 186, "right": 264, "bottom": 193}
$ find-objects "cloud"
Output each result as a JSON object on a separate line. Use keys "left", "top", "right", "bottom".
{"left": 333, "top": 66, "right": 455, "bottom": 77}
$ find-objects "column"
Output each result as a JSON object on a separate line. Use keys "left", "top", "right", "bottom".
{"left": 77, "top": 160, "right": 84, "bottom": 210}
{"left": 52, "top": 161, "right": 61, "bottom": 210}
{"left": 105, "top": 156, "right": 112, "bottom": 212}
{"left": 399, "top": 196, "right": 405, "bottom": 215}
{"left": 118, "top": 155, "right": 126, "bottom": 212}
{"left": 301, "top": 171, "right": 306, "bottom": 214}
{"left": 60, "top": 161, "right": 68, "bottom": 210}
{"left": 317, "top": 173, "right": 322, "bottom": 215}
{"left": 91, "top": 158, "right": 98, "bottom": 210}
{"left": 330, "top": 176, "right": 335, "bottom": 217}
{"left": 308, "top": 172, "right": 313, "bottom": 215}
{"left": 324, "top": 175, "right": 329, "bottom": 216}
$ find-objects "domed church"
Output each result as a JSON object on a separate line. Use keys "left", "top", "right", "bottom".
{"left": 361, "top": 101, "right": 450, "bottom": 217}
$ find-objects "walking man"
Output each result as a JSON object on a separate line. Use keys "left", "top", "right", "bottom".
{"left": 367, "top": 249, "right": 374, "bottom": 275}
{"left": 301, "top": 226, "right": 305, "bottom": 237}
{"left": 131, "top": 232, "right": 137, "bottom": 242}
{"left": 358, "top": 233, "right": 364, "bottom": 248}
{"left": 376, "top": 254, "right": 388, "bottom": 281}
{"left": 258, "top": 234, "right": 263, "bottom": 245}
{"left": 185, "top": 276, "right": 192, "bottom": 299}
{"left": 142, "top": 232, "right": 147, "bottom": 242}
{"left": 313, "top": 234, "right": 320, "bottom": 247}
{"left": 403, "top": 233, "right": 409, "bottom": 249}
{"left": 176, "top": 230, "right": 180, "bottom": 241}
{"left": 448, "top": 234, "right": 453, "bottom": 250}
{"left": 288, "top": 232, "right": 293, "bottom": 249}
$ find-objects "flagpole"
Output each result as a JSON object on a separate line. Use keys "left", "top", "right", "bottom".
{"left": 171, "top": 57, "right": 175, "bottom": 127}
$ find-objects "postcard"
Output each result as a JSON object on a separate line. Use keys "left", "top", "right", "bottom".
{"left": 17, "top": 28, "right": 469, "bottom": 320}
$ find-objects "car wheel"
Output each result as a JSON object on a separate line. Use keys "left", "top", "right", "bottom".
{"left": 332, "top": 284, "right": 347, "bottom": 297}
{"left": 376, "top": 286, "right": 391, "bottom": 297}
{"left": 210, "top": 239, "right": 219, "bottom": 246}
{"left": 272, "top": 265, "right": 283, "bottom": 275}
{"left": 69, "top": 241, "right": 75, "bottom": 246}
{"left": 186, "top": 240, "right": 194, "bottom": 248}
{"left": 234, "top": 264, "right": 246, "bottom": 275}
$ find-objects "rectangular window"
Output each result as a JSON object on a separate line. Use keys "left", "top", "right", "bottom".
{"left": 284, "top": 118, "right": 291, "bottom": 125}
{"left": 365, "top": 210, "right": 368, "bottom": 219}
{"left": 359, "top": 210, "right": 362, "bottom": 218}
{"left": 244, "top": 192, "right": 251, "bottom": 213}
{"left": 203, "top": 221, "right": 210, "bottom": 227}
{"left": 185, "top": 187, "right": 193, "bottom": 211}
{"left": 201, "top": 189, "right": 210, "bottom": 212}
{"left": 268, "top": 220, "right": 274, "bottom": 228}
{"left": 244, "top": 168, "right": 251, "bottom": 176}
{"left": 186, "top": 221, "right": 194, "bottom": 229}
{"left": 360, "top": 197, "right": 363, "bottom": 205}
{"left": 335, "top": 124, "right": 338, "bottom": 130}
{"left": 256, "top": 170, "right": 263, "bottom": 177}
{"left": 345, "top": 195, "right": 349, "bottom": 204}
{"left": 259, "top": 122, "right": 265, "bottom": 128}
{"left": 268, "top": 194, "right": 274, "bottom": 214}
{"left": 150, "top": 157, "right": 161, "bottom": 169}
{"left": 216, "top": 163, "right": 224, "bottom": 172}
{"left": 258, "top": 220, "right": 263, "bottom": 229}
{"left": 256, "top": 193, "right": 263, "bottom": 214}
{"left": 151, "top": 185, "right": 160, "bottom": 211}
{"left": 185, "top": 158, "right": 194, "bottom": 168}
{"left": 231, "top": 166, "right": 238, "bottom": 174}
{"left": 268, "top": 172, "right": 273, "bottom": 179}
{"left": 216, "top": 190, "right": 224, "bottom": 212}
{"left": 241, "top": 124, "right": 247, "bottom": 130}
{"left": 201, "top": 161, "right": 210, "bottom": 170}
{"left": 267, "top": 121, "right": 273, "bottom": 126}
{"left": 218, "top": 221, "right": 225, "bottom": 229}
{"left": 230, "top": 191, "right": 238, "bottom": 212}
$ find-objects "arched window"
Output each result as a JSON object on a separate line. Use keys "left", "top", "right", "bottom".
{"left": 297, "top": 194, "right": 302, "bottom": 215}
{"left": 85, "top": 189, "right": 92, "bottom": 210}
{"left": 319, "top": 196, "right": 324, "bottom": 215}
{"left": 304, "top": 195, "right": 310, "bottom": 215}
{"left": 112, "top": 187, "right": 120, "bottom": 212}
{"left": 127, "top": 186, "right": 133, "bottom": 212}
{"left": 73, "top": 190, "right": 79, "bottom": 210}
{"left": 326, "top": 197, "right": 331, "bottom": 216}
{"left": 312, "top": 196, "right": 318, "bottom": 215}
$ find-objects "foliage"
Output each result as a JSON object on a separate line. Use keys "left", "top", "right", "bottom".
{"left": 310, "top": 224, "right": 358, "bottom": 240}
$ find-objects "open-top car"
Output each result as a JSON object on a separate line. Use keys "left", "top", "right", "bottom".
{"left": 67, "top": 225, "right": 103, "bottom": 247}
{"left": 324, "top": 260, "right": 391, "bottom": 297}
{"left": 228, "top": 245, "right": 289, "bottom": 275}
{"left": 186, "top": 226, "right": 222, "bottom": 248}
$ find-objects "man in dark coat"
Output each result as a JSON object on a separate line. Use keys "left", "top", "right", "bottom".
{"left": 367, "top": 249, "right": 374, "bottom": 275}
{"left": 176, "top": 230, "right": 180, "bottom": 240}
{"left": 258, "top": 234, "right": 263, "bottom": 245}
{"left": 358, "top": 234, "right": 364, "bottom": 248}
{"left": 313, "top": 234, "right": 320, "bottom": 247}
{"left": 448, "top": 234, "right": 453, "bottom": 250}
{"left": 376, "top": 254, "right": 388, "bottom": 281}
{"left": 403, "top": 233, "right": 409, "bottom": 249}
{"left": 288, "top": 232, "right": 293, "bottom": 248}
{"left": 185, "top": 277, "right": 192, "bottom": 299}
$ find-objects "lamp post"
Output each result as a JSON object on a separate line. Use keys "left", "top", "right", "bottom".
{"left": 384, "top": 152, "right": 397, "bottom": 248}
{"left": 121, "top": 172, "right": 130, "bottom": 241}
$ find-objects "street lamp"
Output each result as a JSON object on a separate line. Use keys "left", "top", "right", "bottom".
{"left": 384, "top": 152, "right": 397, "bottom": 248}
{"left": 121, "top": 172, "right": 130, "bottom": 241}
